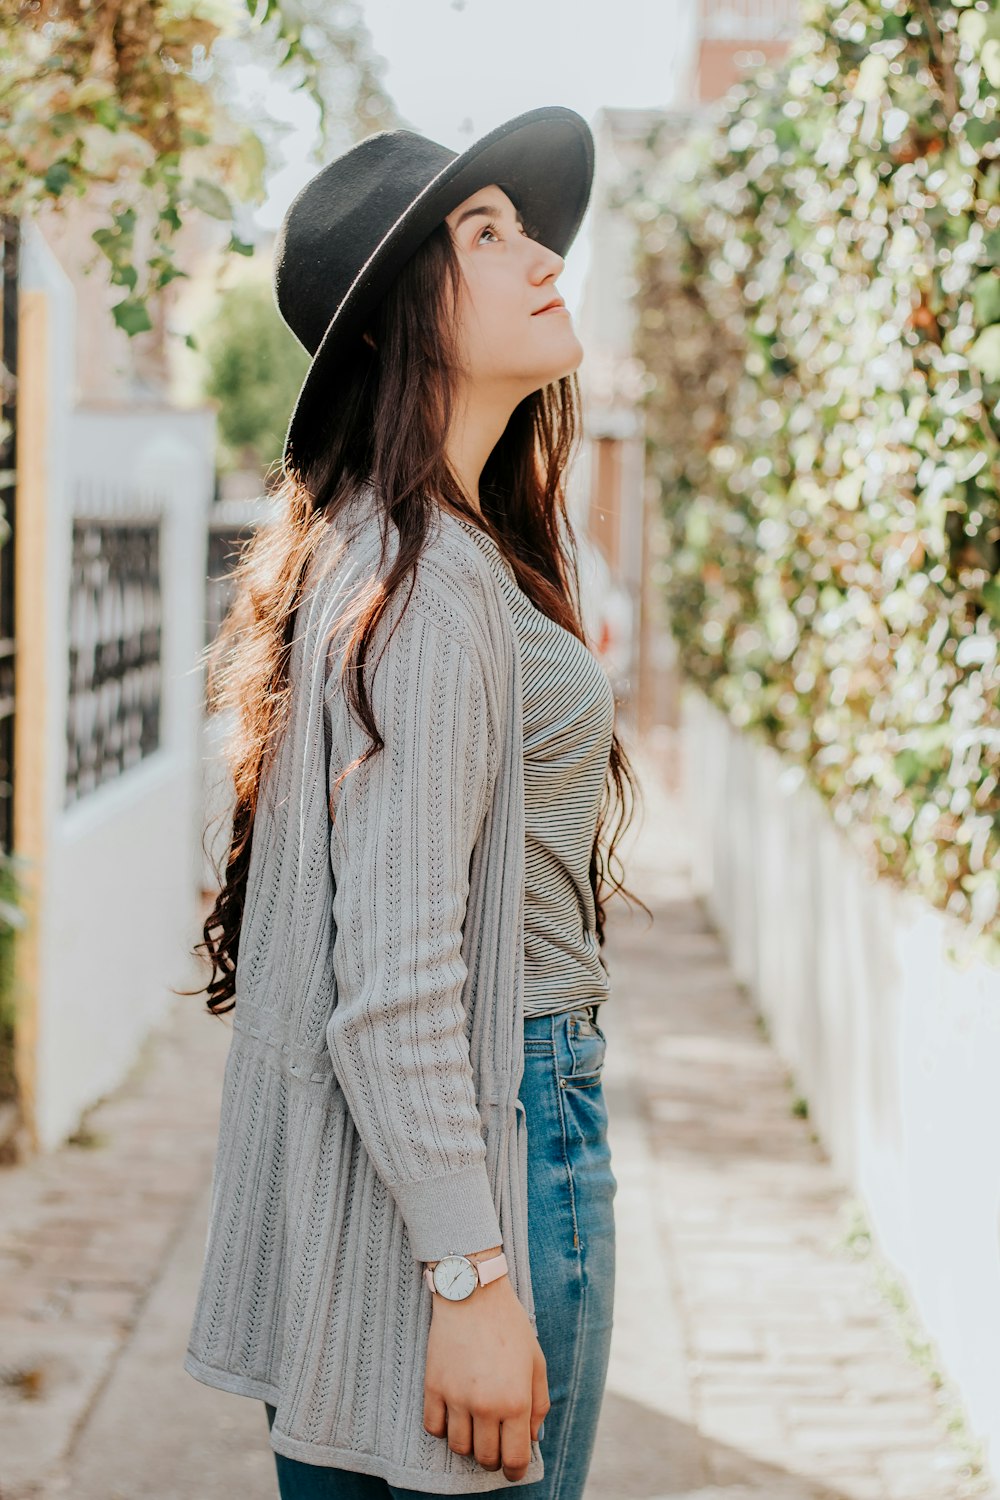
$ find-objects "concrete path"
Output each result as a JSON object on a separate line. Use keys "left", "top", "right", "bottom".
{"left": 0, "top": 730, "right": 995, "bottom": 1499}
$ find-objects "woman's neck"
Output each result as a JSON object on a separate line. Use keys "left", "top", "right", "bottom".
{"left": 443, "top": 385, "right": 517, "bottom": 515}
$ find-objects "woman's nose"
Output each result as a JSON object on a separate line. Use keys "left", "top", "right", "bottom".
{"left": 530, "top": 243, "right": 565, "bottom": 281}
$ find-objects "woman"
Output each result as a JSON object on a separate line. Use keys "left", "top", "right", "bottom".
{"left": 182, "top": 106, "right": 646, "bottom": 1498}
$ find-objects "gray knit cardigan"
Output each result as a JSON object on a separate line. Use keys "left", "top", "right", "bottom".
{"left": 184, "top": 484, "right": 545, "bottom": 1491}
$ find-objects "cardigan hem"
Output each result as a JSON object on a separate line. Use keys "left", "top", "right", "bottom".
{"left": 182, "top": 1350, "right": 546, "bottom": 1493}
{"left": 269, "top": 1422, "right": 545, "bottom": 1492}
{"left": 183, "top": 1348, "right": 280, "bottom": 1405}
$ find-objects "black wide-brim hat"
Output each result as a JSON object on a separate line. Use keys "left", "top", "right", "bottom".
{"left": 272, "top": 105, "right": 594, "bottom": 478}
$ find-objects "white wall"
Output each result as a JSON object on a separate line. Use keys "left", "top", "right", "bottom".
{"left": 681, "top": 682, "right": 1000, "bottom": 1478}
{"left": 19, "top": 223, "right": 215, "bottom": 1149}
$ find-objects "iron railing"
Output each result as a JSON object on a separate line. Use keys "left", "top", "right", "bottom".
{"left": 65, "top": 515, "right": 163, "bottom": 806}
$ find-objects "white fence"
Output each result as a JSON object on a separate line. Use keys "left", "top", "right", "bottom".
{"left": 681, "top": 681, "right": 1000, "bottom": 1478}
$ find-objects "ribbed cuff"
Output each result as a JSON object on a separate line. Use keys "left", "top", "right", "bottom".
{"left": 390, "top": 1163, "right": 503, "bottom": 1263}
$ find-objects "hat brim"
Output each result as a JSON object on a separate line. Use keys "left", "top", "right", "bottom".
{"left": 280, "top": 105, "right": 594, "bottom": 477}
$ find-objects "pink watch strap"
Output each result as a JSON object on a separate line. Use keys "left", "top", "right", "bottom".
{"left": 423, "top": 1250, "right": 508, "bottom": 1294}
{"left": 476, "top": 1250, "right": 509, "bottom": 1286}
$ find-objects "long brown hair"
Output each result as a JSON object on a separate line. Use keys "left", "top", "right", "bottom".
{"left": 184, "top": 214, "right": 648, "bottom": 1016}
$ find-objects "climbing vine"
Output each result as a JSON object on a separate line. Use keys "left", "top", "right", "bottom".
{"left": 0, "top": 0, "right": 397, "bottom": 335}
{"left": 629, "top": 0, "right": 1000, "bottom": 961}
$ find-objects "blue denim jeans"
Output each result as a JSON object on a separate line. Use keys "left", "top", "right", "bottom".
{"left": 263, "top": 1001, "right": 617, "bottom": 1498}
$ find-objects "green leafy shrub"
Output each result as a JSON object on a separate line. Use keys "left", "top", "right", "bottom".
{"left": 630, "top": 0, "right": 1000, "bottom": 962}
{"left": 200, "top": 276, "right": 311, "bottom": 480}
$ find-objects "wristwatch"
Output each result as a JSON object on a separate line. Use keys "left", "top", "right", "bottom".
{"left": 423, "top": 1248, "right": 509, "bottom": 1301}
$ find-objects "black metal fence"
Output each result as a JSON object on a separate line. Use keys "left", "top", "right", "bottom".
{"left": 65, "top": 516, "right": 163, "bottom": 806}
{"left": 205, "top": 522, "right": 256, "bottom": 659}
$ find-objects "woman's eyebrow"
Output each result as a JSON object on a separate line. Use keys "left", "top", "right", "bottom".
{"left": 452, "top": 202, "right": 526, "bottom": 230}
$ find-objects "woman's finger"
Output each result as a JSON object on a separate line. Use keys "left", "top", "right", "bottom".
{"left": 500, "top": 1410, "right": 533, "bottom": 1480}
{"left": 423, "top": 1389, "right": 446, "bottom": 1439}
{"left": 446, "top": 1403, "right": 474, "bottom": 1459}
{"left": 471, "top": 1410, "right": 503, "bottom": 1472}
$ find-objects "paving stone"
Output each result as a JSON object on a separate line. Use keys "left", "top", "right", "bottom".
{"left": 690, "top": 1325, "right": 764, "bottom": 1358}
{"left": 0, "top": 1322, "right": 119, "bottom": 1487}
{"left": 698, "top": 1378, "right": 848, "bottom": 1403}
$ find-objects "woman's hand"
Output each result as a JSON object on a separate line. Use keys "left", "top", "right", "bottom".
{"left": 423, "top": 1273, "right": 550, "bottom": 1482}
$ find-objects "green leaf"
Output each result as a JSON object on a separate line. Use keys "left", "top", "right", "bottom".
{"left": 971, "top": 272, "right": 1000, "bottom": 327}
{"left": 968, "top": 325, "right": 1000, "bottom": 383}
{"left": 188, "top": 178, "right": 232, "bottom": 220}
{"left": 982, "top": 576, "right": 1000, "bottom": 622}
{"left": 44, "top": 161, "right": 74, "bottom": 196}
{"left": 110, "top": 262, "right": 138, "bottom": 291}
{"left": 227, "top": 234, "right": 255, "bottom": 256}
{"left": 47, "top": 112, "right": 77, "bottom": 137}
{"left": 91, "top": 226, "right": 117, "bottom": 255}
{"left": 894, "top": 724, "right": 953, "bottom": 787}
{"left": 91, "top": 97, "right": 122, "bottom": 130}
{"left": 154, "top": 263, "right": 189, "bottom": 289}
{"left": 967, "top": 120, "right": 997, "bottom": 151}
{"left": 112, "top": 298, "right": 153, "bottom": 336}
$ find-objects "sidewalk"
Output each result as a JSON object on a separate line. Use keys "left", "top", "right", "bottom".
{"left": 1, "top": 729, "right": 995, "bottom": 1499}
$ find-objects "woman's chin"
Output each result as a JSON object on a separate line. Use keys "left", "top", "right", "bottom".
{"left": 539, "top": 330, "right": 585, "bottom": 383}
{"left": 503, "top": 339, "right": 585, "bottom": 396}
{"left": 555, "top": 341, "right": 585, "bottom": 382}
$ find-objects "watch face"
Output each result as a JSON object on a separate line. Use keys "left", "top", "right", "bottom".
{"left": 433, "top": 1255, "right": 479, "bottom": 1300}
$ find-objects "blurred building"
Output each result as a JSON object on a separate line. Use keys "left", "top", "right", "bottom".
{"left": 692, "top": 0, "right": 804, "bottom": 102}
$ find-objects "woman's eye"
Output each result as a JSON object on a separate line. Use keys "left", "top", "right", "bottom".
{"left": 477, "top": 221, "right": 530, "bottom": 244}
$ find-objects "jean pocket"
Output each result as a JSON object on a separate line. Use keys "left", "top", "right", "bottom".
{"left": 558, "top": 1012, "right": 607, "bottom": 1091}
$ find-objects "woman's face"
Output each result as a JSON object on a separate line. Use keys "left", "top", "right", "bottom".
{"left": 444, "top": 184, "right": 582, "bottom": 400}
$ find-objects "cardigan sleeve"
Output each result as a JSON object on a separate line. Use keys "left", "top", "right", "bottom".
{"left": 325, "top": 599, "right": 504, "bottom": 1263}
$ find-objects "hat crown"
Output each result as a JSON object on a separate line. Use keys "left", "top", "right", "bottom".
{"left": 273, "top": 130, "right": 458, "bottom": 354}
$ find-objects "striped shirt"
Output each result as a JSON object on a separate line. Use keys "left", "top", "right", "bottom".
{"left": 452, "top": 516, "right": 614, "bottom": 1020}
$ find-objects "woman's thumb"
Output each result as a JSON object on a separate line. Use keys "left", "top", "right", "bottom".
{"left": 530, "top": 1350, "right": 550, "bottom": 1442}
